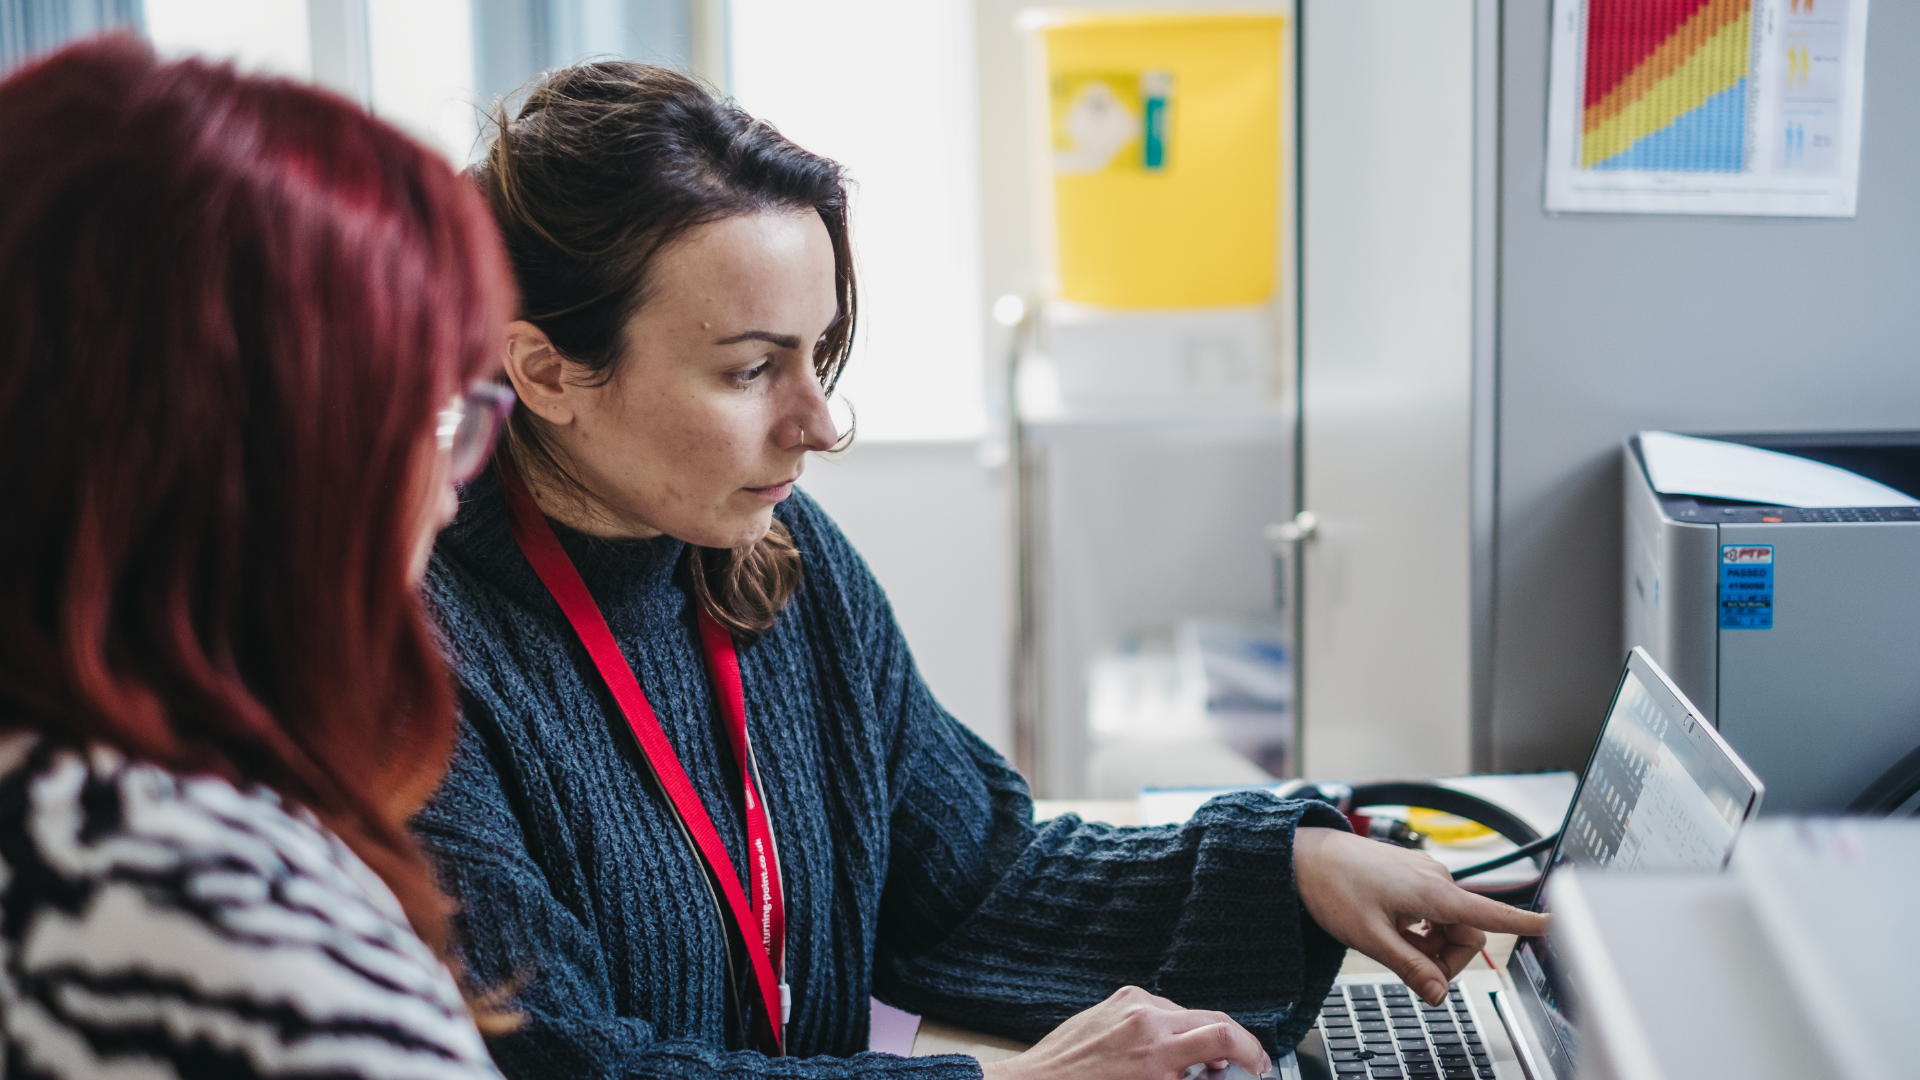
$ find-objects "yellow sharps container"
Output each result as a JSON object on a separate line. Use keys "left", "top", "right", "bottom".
{"left": 1027, "top": 12, "right": 1285, "bottom": 309}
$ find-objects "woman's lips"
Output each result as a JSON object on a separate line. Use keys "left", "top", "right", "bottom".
{"left": 744, "top": 480, "right": 795, "bottom": 502}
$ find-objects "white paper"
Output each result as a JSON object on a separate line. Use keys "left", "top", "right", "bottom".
{"left": 1639, "top": 430, "right": 1918, "bottom": 508}
{"left": 1544, "top": 0, "right": 1869, "bottom": 217}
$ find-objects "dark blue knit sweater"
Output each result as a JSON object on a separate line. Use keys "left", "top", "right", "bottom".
{"left": 414, "top": 469, "right": 1348, "bottom": 1080}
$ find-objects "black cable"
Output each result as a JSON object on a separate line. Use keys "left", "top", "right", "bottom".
{"left": 1450, "top": 832, "right": 1559, "bottom": 881}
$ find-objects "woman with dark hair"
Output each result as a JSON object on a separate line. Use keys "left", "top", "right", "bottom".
{"left": 0, "top": 37, "right": 518, "bottom": 1077}
{"left": 415, "top": 62, "right": 1545, "bottom": 1080}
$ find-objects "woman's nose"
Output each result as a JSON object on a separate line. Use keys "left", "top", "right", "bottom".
{"left": 781, "top": 371, "right": 838, "bottom": 451}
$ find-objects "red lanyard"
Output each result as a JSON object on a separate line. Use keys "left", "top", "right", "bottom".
{"left": 499, "top": 466, "right": 789, "bottom": 1054}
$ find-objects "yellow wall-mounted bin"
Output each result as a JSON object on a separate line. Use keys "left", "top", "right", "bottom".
{"left": 1027, "top": 11, "right": 1285, "bottom": 309}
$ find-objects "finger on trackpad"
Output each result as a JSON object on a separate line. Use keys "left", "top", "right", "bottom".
{"left": 1182, "top": 1063, "right": 1280, "bottom": 1080}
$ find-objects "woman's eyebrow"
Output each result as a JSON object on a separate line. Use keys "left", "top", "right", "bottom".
{"left": 714, "top": 330, "right": 801, "bottom": 349}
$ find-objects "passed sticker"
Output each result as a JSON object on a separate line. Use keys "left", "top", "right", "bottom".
{"left": 1719, "top": 545, "right": 1774, "bottom": 630}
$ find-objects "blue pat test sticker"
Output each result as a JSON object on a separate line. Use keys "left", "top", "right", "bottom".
{"left": 1720, "top": 545, "right": 1774, "bottom": 629}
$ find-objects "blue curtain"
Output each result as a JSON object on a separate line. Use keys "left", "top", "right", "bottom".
{"left": 1, "top": 0, "right": 143, "bottom": 74}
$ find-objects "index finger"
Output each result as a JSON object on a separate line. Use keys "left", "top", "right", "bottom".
{"left": 1436, "top": 888, "right": 1550, "bottom": 936}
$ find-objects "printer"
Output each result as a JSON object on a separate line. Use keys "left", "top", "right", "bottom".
{"left": 1551, "top": 819, "right": 1920, "bottom": 1080}
{"left": 1623, "top": 430, "right": 1920, "bottom": 813}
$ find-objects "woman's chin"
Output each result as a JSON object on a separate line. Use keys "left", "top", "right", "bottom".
{"left": 676, "top": 511, "right": 775, "bottom": 551}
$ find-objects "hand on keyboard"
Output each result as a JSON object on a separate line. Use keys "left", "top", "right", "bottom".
{"left": 980, "top": 985, "right": 1271, "bottom": 1080}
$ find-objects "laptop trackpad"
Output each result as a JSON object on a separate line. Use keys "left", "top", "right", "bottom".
{"left": 1292, "top": 1029, "right": 1331, "bottom": 1080}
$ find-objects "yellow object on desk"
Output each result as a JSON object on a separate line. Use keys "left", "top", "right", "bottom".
{"left": 1406, "top": 807, "right": 1497, "bottom": 845}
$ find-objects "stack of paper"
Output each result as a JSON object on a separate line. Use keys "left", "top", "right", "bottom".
{"left": 1638, "top": 431, "right": 1919, "bottom": 508}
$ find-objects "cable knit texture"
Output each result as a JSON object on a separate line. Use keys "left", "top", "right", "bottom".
{"left": 414, "top": 468, "right": 1349, "bottom": 1080}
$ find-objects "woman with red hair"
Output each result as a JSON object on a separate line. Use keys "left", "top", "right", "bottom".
{"left": 0, "top": 37, "right": 516, "bottom": 1078}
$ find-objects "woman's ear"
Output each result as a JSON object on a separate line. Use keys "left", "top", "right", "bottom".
{"left": 503, "top": 320, "right": 574, "bottom": 425}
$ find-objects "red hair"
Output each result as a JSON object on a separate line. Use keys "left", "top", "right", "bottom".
{"left": 0, "top": 36, "right": 513, "bottom": 964}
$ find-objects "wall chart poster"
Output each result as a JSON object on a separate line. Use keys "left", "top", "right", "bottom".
{"left": 1544, "top": 0, "right": 1868, "bottom": 217}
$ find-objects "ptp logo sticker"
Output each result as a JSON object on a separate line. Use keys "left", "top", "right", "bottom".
{"left": 1719, "top": 545, "right": 1773, "bottom": 630}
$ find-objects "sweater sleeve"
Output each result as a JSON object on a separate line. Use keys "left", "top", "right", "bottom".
{"left": 879, "top": 761, "right": 1350, "bottom": 1054}
{"left": 416, "top": 708, "right": 984, "bottom": 1080}
{"left": 779, "top": 497, "right": 1349, "bottom": 1054}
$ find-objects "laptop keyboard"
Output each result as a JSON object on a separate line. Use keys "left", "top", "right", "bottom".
{"left": 1316, "top": 982, "right": 1494, "bottom": 1080}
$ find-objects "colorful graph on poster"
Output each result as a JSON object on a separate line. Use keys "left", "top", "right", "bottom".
{"left": 1582, "top": 0, "right": 1755, "bottom": 171}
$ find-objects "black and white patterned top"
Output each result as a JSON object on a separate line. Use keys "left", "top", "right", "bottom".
{"left": 0, "top": 732, "right": 502, "bottom": 1079}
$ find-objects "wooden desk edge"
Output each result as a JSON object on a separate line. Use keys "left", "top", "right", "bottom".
{"left": 911, "top": 1017, "right": 1029, "bottom": 1061}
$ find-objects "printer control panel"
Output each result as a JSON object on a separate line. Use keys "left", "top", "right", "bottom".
{"left": 1659, "top": 494, "right": 1920, "bottom": 524}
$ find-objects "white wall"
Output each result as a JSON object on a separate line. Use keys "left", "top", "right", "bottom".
{"left": 731, "top": 0, "right": 987, "bottom": 443}
{"left": 367, "top": 0, "right": 477, "bottom": 163}
{"left": 145, "top": 0, "right": 311, "bottom": 77}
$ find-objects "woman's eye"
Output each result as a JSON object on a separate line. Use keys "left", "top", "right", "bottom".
{"left": 731, "top": 361, "right": 771, "bottom": 386}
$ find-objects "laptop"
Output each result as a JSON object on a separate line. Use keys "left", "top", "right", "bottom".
{"left": 1294, "top": 646, "right": 1766, "bottom": 1080}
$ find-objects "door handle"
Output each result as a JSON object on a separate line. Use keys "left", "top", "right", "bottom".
{"left": 1267, "top": 510, "right": 1318, "bottom": 544}
{"left": 1264, "top": 512, "right": 1318, "bottom": 616}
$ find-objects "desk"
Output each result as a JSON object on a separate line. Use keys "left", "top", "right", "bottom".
{"left": 911, "top": 1017, "right": 1029, "bottom": 1061}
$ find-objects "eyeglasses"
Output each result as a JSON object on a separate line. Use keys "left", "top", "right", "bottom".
{"left": 437, "top": 380, "right": 518, "bottom": 485}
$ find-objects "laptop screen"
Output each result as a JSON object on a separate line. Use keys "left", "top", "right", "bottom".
{"left": 1507, "top": 648, "right": 1763, "bottom": 1077}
